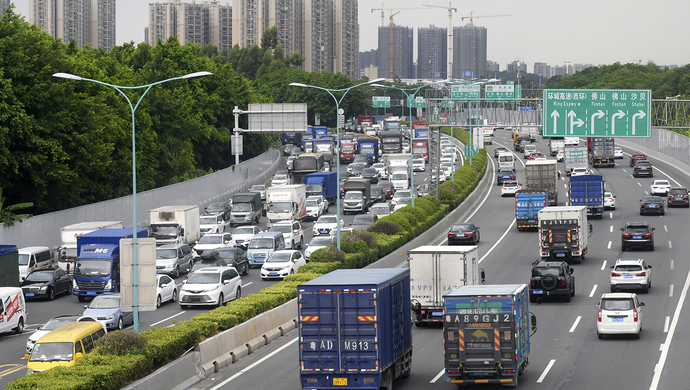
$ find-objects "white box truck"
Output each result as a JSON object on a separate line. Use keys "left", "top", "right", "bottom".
{"left": 538, "top": 206, "right": 590, "bottom": 263}
{"left": 408, "top": 245, "right": 485, "bottom": 325}
{"left": 58, "top": 221, "right": 124, "bottom": 274}
{"left": 385, "top": 153, "right": 410, "bottom": 178}
{"left": 149, "top": 205, "right": 200, "bottom": 246}
{"left": 266, "top": 185, "right": 307, "bottom": 227}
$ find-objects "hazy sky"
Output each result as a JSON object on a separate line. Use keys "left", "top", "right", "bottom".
{"left": 13, "top": 0, "right": 690, "bottom": 70}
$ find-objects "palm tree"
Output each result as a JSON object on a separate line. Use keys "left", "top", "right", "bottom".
{"left": 0, "top": 187, "right": 33, "bottom": 227}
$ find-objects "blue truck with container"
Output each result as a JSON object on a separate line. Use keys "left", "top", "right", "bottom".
{"left": 569, "top": 175, "right": 605, "bottom": 218}
{"left": 357, "top": 138, "right": 379, "bottom": 163}
{"left": 284, "top": 133, "right": 302, "bottom": 147}
{"left": 313, "top": 126, "right": 328, "bottom": 138}
{"left": 304, "top": 171, "right": 338, "bottom": 205}
{"left": 298, "top": 268, "right": 413, "bottom": 390}
{"left": 73, "top": 228, "right": 148, "bottom": 302}
{"left": 515, "top": 189, "right": 548, "bottom": 231}
{"left": 443, "top": 284, "right": 537, "bottom": 388}
{"left": 413, "top": 127, "right": 429, "bottom": 139}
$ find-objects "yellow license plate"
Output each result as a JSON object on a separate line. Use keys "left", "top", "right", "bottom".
{"left": 333, "top": 378, "right": 347, "bottom": 386}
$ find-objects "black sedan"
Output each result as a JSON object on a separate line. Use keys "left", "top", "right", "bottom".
{"left": 361, "top": 167, "right": 379, "bottom": 184}
{"left": 448, "top": 223, "right": 480, "bottom": 245}
{"left": 205, "top": 202, "right": 231, "bottom": 220}
{"left": 370, "top": 186, "right": 386, "bottom": 203}
{"left": 20, "top": 268, "right": 73, "bottom": 300}
{"left": 216, "top": 247, "right": 249, "bottom": 275}
{"left": 640, "top": 196, "right": 665, "bottom": 215}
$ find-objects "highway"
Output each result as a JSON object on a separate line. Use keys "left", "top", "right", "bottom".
{"left": 185, "top": 130, "right": 690, "bottom": 390}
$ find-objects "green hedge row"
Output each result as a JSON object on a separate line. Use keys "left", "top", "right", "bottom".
{"left": 8, "top": 128, "right": 487, "bottom": 390}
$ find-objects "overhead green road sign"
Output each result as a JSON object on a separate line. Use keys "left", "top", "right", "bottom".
{"left": 372, "top": 96, "right": 390, "bottom": 108}
{"left": 542, "top": 89, "right": 652, "bottom": 137}
{"left": 451, "top": 84, "right": 480, "bottom": 100}
{"left": 407, "top": 96, "right": 426, "bottom": 108}
{"left": 486, "top": 85, "right": 514, "bottom": 100}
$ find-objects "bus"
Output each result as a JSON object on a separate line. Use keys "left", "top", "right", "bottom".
{"left": 380, "top": 130, "right": 403, "bottom": 154}
{"left": 292, "top": 152, "right": 325, "bottom": 184}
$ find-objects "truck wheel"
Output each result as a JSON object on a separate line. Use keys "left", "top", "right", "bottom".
{"left": 78, "top": 296, "right": 86, "bottom": 302}
{"left": 242, "top": 263, "right": 249, "bottom": 276}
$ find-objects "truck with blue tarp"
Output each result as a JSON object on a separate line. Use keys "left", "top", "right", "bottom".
{"left": 284, "top": 132, "right": 302, "bottom": 147}
{"left": 569, "top": 174, "right": 605, "bottom": 218}
{"left": 74, "top": 228, "right": 148, "bottom": 302}
{"left": 443, "top": 284, "right": 537, "bottom": 388}
{"left": 298, "top": 268, "right": 413, "bottom": 390}
{"left": 357, "top": 137, "right": 379, "bottom": 163}
{"left": 313, "top": 126, "right": 328, "bottom": 138}
{"left": 413, "top": 126, "right": 429, "bottom": 139}
{"left": 304, "top": 172, "right": 338, "bottom": 205}
{"left": 515, "top": 189, "right": 548, "bottom": 231}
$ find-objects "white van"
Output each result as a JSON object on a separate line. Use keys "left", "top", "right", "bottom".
{"left": 18, "top": 247, "right": 54, "bottom": 282}
{"left": 0, "top": 287, "right": 27, "bottom": 334}
{"left": 498, "top": 152, "right": 515, "bottom": 171}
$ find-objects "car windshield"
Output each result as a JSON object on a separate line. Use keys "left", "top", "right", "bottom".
{"left": 353, "top": 216, "right": 374, "bottom": 225}
{"left": 642, "top": 197, "right": 661, "bottom": 202}
{"left": 233, "top": 227, "right": 254, "bottom": 235}
{"left": 88, "top": 296, "right": 120, "bottom": 309}
{"left": 186, "top": 272, "right": 220, "bottom": 284}
{"left": 371, "top": 205, "right": 389, "bottom": 214}
{"left": 30, "top": 342, "right": 73, "bottom": 362}
{"left": 42, "top": 318, "right": 80, "bottom": 331}
{"left": 373, "top": 164, "right": 384, "bottom": 169}
{"left": 344, "top": 192, "right": 362, "bottom": 199}
{"left": 371, "top": 187, "right": 382, "bottom": 195}
{"left": 534, "top": 267, "right": 561, "bottom": 276}
{"left": 397, "top": 198, "right": 411, "bottom": 205}
{"left": 217, "top": 249, "right": 238, "bottom": 260}
{"left": 615, "top": 264, "right": 643, "bottom": 272}
{"left": 306, "top": 200, "right": 319, "bottom": 208}
{"left": 18, "top": 254, "right": 29, "bottom": 266}
{"left": 251, "top": 185, "right": 265, "bottom": 191}
{"left": 233, "top": 203, "right": 251, "bottom": 212}
{"left": 670, "top": 189, "right": 688, "bottom": 195}
{"left": 269, "top": 225, "right": 292, "bottom": 233}
{"left": 391, "top": 173, "right": 407, "bottom": 180}
{"left": 150, "top": 225, "right": 177, "bottom": 236}
{"left": 268, "top": 202, "right": 291, "bottom": 213}
{"left": 200, "top": 216, "right": 218, "bottom": 224}
{"left": 451, "top": 224, "right": 471, "bottom": 232}
{"left": 25, "top": 271, "right": 53, "bottom": 282}
{"left": 310, "top": 237, "right": 332, "bottom": 246}
{"left": 504, "top": 182, "right": 518, "bottom": 187}
{"left": 198, "top": 235, "right": 223, "bottom": 244}
{"left": 305, "top": 184, "right": 321, "bottom": 193}
{"left": 207, "top": 203, "right": 225, "bottom": 212}
{"left": 317, "top": 216, "right": 337, "bottom": 224}
{"left": 601, "top": 298, "right": 634, "bottom": 311}
{"left": 654, "top": 181, "right": 670, "bottom": 186}
{"left": 75, "top": 260, "right": 111, "bottom": 276}
{"left": 395, "top": 191, "right": 411, "bottom": 198}
{"left": 249, "top": 238, "right": 274, "bottom": 249}
{"left": 273, "top": 175, "right": 287, "bottom": 181}
{"left": 266, "top": 252, "right": 292, "bottom": 263}
{"left": 636, "top": 161, "right": 651, "bottom": 166}
{"left": 352, "top": 165, "right": 364, "bottom": 172}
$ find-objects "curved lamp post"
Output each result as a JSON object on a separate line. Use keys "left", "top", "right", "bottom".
{"left": 53, "top": 71, "right": 213, "bottom": 332}
{"left": 289, "top": 78, "right": 385, "bottom": 250}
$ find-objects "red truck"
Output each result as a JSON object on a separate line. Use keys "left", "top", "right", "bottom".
{"left": 339, "top": 141, "right": 357, "bottom": 163}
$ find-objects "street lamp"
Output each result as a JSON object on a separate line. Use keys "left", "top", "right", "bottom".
{"left": 290, "top": 77, "right": 385, "bottom": 250}
{"left": 53, "top": 71, "right": 213, "bottom": 333}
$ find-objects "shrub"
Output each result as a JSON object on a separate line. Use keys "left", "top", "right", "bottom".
{"left": 298, "top": 261, "right": 341, "bottom": 274}
{"left": 95, "top": 330, "right": 148, "bottom": 356}
{"left": 309, "top": 246, "right": 345, "bottom": 263}
{"left": 284, "top": 273, "right": 322, "bottom": 282}
{"left": 342, "top": 230, "right": 378, "bottom": 249}
{"left": 380, "top": 213, "right": 412, "bottom": 232}
{"left": 367, "top": 220, "right": 402, "bottom": 235}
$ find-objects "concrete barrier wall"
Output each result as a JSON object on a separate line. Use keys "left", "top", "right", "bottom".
{"left": 122, "top": 352, "right": 205, "bottom": 390}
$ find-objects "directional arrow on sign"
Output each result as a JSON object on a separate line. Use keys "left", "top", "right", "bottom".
{"left": 591, "top": 110, "right": 605, "bottom": 135}
{"left": 568, "top": 110, "right": 584, "bottom": 134}
{"left": 632, "top": 110, "right": 646, "bottom": 135}
{"left": 611, "top": 110, "right": 626, "bottom": 135}
{"left": 551, "top": 110, "right": 560, "bottom": 134}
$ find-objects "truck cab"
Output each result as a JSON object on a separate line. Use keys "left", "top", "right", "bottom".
{"left": 230, "top": 192, "right": 262, "bottom": 227}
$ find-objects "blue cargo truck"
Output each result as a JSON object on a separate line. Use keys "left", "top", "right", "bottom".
{"left": 314, "top": 126, "right": 329, "bottom": 138}
{"left": 515, "top": 189, "right": 548, "bottom": 231}
{"left": 357, "top": 138, "right": 379, "bottom": 163}
{"left": 569, "top": 175, "right": 605, "bottom": 218}
{"left": 304, "top": 172, "right": 338, "bottom": 205}
{"left": 298, "top": 269, "right": 413, "bottom": 390}
{"left": 444, "top": 284, "right": 537, "bottom": 388}
{"left": 73, "top": 228, "right": 148, "bottom": 302}
{"left": 413, "top": 127, "right": 429, "bottom": 139}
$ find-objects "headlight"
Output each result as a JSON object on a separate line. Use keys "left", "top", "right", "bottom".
{"left": 39, "top": 286, "right": 47, "bottom": 291}
{"left": 106, "top": 314, "right": 115, "bottom": 320}
{"left": 73, "top": 280, "right": 77, "bottom": 289}
{"left": 105, "top": 280, "right": 112, "bottom": 290}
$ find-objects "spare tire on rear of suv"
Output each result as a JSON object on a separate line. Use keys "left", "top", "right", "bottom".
{"left": 541, "top": 275, "right": 557, "bottom": 290}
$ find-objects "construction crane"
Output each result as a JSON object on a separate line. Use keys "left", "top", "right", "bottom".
{"left": 371, "top": 5, "right": 429, "bottom": 77}
{"left": 422, "top": 3, "right": 457, "bottom": 79}
{"left": 461, "top": 12, "right": 513, "bottom": 24}
{"left": 371, "top": 5, "right": 429, "bottom": 27}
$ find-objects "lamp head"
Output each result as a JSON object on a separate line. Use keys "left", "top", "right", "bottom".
{"left": 368, "top": 78, "right": 386, "bottom": 84}
{"left": 182, "top": 71, "right": 213, "bottom": 79}
{"left": 52, "top": 73, "right": 82, "bottom": 81}
{"left": 289, "top": 82, "right": 308, "bottom": 87}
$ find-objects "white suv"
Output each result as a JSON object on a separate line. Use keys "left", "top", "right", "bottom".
{"left": 597, "top": 293, "right": 644, "bottom": 339}
{"left": 178, "top": 267, "right": 242, "bottom": 309}
{"left": 269, "top": 220, "right": 304, "bottom": 249}
{"left": 650, "top": 180, "right": 671, "bottom": 196}
{"left": 610, "top": 258, "right": 652, "bottom": 293}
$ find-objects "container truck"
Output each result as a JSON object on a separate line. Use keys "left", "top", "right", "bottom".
{"left": 408, "top": 245, "right": 484, "bottom": 325}
{"left": 385, "top": 153, "right": 410, "bottom": 177}
{"left": 73, "top": 228, "right": 148, "bottom": 302}
{"left": 526, "top": 125, "right": 539, "bottom": 142}
{"left": 548, "top": 137, "right": 565, "bottom": 156}
{"left": 266, "top": 185, "right": 306, "bottom": 227}
{"left": 380, "top": 130, "right": 403, "bottom": 154}
{"left": 313, "top": 126, "right": 328, "bottom": 138}
{"left": 588, "top": 137, "right": 615, "bottom": 167}
{"left": 413, "top": 126, "right": 429, "bottom": 138}
{"left": 149, "top": 206, "right": 200, "bottom": 246}
{"left": 564, "top": 146, "right": 588, "bottom": 176}
{"left": 524, "top": 160, "right": 559, "bottom": 206}
{"left": 230, "top": 192, "right": 262, "bottom": 227}
{"left": 298, "top": 268, "right": 413, "bottom": 390}
{"left": 58, "top": 221, "right": 124, "bottom": 274}
{"left": 304, "top": 172, "right": 338, "bottom": 205}
{"left": 515, "top": 189, "right": 548, "bottom": 231}
{"left": 0, "top": 245, "right": 19, "bottom": 287}
{"left": 443, "top": 284, "right": 537, "bottom": 388}
{"left": 538, "top": 206, "right": 590, "bottom": 263}
{"left": 411, "top": 139, "right": 429, "bottom": 162}
{"left": 568, "top": 175, "right": 605, "bottom": 218}
{"left": 357, "top": 138, "right": 379, "bottom": 164}
{"left": 342, "top": 179, "right": 371, "bottom": 214}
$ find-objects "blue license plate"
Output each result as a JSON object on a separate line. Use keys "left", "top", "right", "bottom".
{"left": 633, "top": 236, "right": 641, "bottom": 239}
{"left": 532, "top": 290, "right": 543, "bottom": 294}
{"left": 349, "top": 206, "right": 356, "bottom": 209}
{"left": 156, "top": 270, "right": 163, "bottom": 274}
{"left": 269, "top": 272, "right": 278, "bottom": 276}
{"left": 320, "top": 230, "right": 328, "bottom": 234}
{"left": 528, "top": 220, "right": 535, "bottom": 223}
{"left": 26, "top": 293, "right": 34, "bottom": 297}
{"left": 432, "top": 311, "right": 443, "bottom": 316}
{"left": 649, "top": 205, "right": 655, "bottom": 208}
{"left": 238, "top": 218, "right": 244, "bottom": 221}
{"left": 612, "top": 317, "right": 624, "bottom": 322}
{"left": 87, "top": 291, "right": 96, "bottom": 295}
{"left": 624, "top": 275, "right": 633, "bottom": 278}
{"left": 556, "top": 253, "right": 565, "bottom": 257}
{"left": 236, "top": 243, "right": 242, "bottom": 247}
{"left": 677, "top": 198, "right": 683, "bottom": 200}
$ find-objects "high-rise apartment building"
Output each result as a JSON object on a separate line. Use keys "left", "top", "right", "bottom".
{"left": 506, "top": 60, "right": 526, "bottom": 73}
{"left": 28, "top": 0, "right": 116, "bottom": 50}
{"left": 418, "top": 26, "right": 447, "bottom": 79}
{"left": 1, "top": 0, "right": 11, "bottom": 13}
{"left": 534, "top": 62, "right": 551, "bottom": 79}
{"left": 333, "top": 0, "right": 358, "bottom": 78}
{"left": 304, "top": 0, "right": 333, "bottom": 73}
{"left": 453, "top": 23, "right": 486, "bottom": 79}
{"left": 269, "top": 0, "right": 304, "bottom": 58}
{"left": 487, "top": 60, "right": 499, "bottom": 73}
{"left": 232, "top": 0, "right": 267, "bottom": 48}
{"left": 149, "top": 0, "right": 232, "bottom": 52}
{"left": 377, "top": 24, "right": 413, "bottom": 79}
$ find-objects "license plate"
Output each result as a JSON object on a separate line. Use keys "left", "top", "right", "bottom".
{"left": 532, "top": 290, "right": 543, "bottom": 294}
{"left": 556, "top": 253, "right": 565, "bottom": 257}
{"left": 432, "top": 311, "right": 443, "bottom": 316}
{"left": 269, "top": 272, "right": 278, "bottom": 276}
{"left": 528, "top": 220, "right": 535, "bottom": 223}
{"left": 677, "top": 198, "right": 683, "bottom": 200}
{"left": 333, "top": 378, "right": 347, "bottom": 386}
{"left": 612, "top": 317, "right": 624, "bottom": 322}
{"left": 236, "top": 243, "right": 242, "bottom": 247}
{"left": 156, "top": 270, "right": 162, "bottom": 274}
{"left": 87, "top": 291, "right": 96, "bottom": 295}
{"left": 349, "top": 206, "right": 356, "bottom": 209}
{"left": 26, "top": 293, "right": 34, "bottom": 297}
{"left": 320, "top": 230, "right": 328, "bottom": 234}
{"left": 633, "top": 236, "right": 641, "bottom": 239}
{"left": 624, "top": 275, "right": 633, "bottom": 278}
{"left": 649, "top": 205, "right": 656, "bottom": 208}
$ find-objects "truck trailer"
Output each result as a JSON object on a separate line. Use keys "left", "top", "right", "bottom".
{"left": 149, "top": 205, "right": 200, "bottom": 246}
{"left": 588, "top": 137, "right": 615, "bottom": 168}
{"left": 298, "top": 269, "right": 412, "bottom": 390}
{"left": 515, "top": 189, "right": 548, "bottom": 231}
{"left": 304, "top": 172, "right": 338, "bottom": 205}
{"left": 538, "top": 206, "right": 590, "bottom": 263}
{"left": 524, "top": 160, "right": 559, "bottom": 206}
{"left": 266, "top": 185, "right": 307, "bottom": 227}
{"left": 58, "top": 221, "right": 124, "bottom": 274}
{"left": 568, "top": 175, "right": 605, "bottom": 218}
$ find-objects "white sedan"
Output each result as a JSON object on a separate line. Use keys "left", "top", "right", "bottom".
{"left": 614, "top": 147, "right": 624, "bottom": 159}
{"left": 604, "top": 192, "right": 616, "bottom": 210}
{"left": 501, "top": 181, "right": 521, "bottom": 197}
{"left": 304, "top": 236, "right": 335, "bottom": 261}
{"left": 650, "top": 180, "right": 671, "bottom": 196}
{"left": 261, "top": 250, "right": 306, "bottom": 280}
{"left": 571, "top": 167, "right": 590, "bottom": 176}
{"left": 372, "top": 163, "right": 387, "bottom": 177}
{"left": 313, "top": 215, "right": 343, "bottom": 236}
{"left": 271, "top": 174, "right": 291, "bottom": 186}
{"left": 156, "top": 274, "right": 177, "bottom": 307}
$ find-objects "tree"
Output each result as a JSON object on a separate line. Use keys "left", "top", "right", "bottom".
{"left": 260, "top": 26, "right": 278, "bottom": 51}
{"left": 0, "top": 187, "right": 33, "bottom": 227}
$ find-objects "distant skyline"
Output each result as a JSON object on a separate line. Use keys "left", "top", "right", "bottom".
{"left": 12, "top": 0, "right": 690, "bottom": 70}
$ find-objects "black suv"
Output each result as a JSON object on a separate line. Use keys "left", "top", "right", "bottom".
{"left": 529, "top": 260, "right": 575, "bottom": 303}
{"left": 667, "top": 187, "right": 690, "bottom": 207}
{"left": 632, "top": 160, "right": 653, "bottom": 177}
{"left": 621, "top": 222, "right": 655, "bottom": 251}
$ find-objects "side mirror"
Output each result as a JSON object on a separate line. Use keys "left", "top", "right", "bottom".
{"left": 75, "top": 352, "right": 83, "bottom": 360}
{"left": 569, "top": 268, "right": 574, "bottom": 274}
{"left": 24, "top": 354, "right": 30, "bottom": 360}
{"left": 161, "top": 283, "right": 167, "bottom": 288}
{"left": 647, "top": 265, "right": 653, "bottom": 269}
{"left": 596, "top": 301, "right": 601, "bottom": 307}
{"left": 610, "top": 265, "right": 615, "bottom": 269}
{"left": 84, "top": 305, "right": 88, "bottom": 309}
{"left": 620, "top": 228, "right": 624, "bottom": 231}
{"left": 652, "top": 227, "right": 656, "bottom": 231}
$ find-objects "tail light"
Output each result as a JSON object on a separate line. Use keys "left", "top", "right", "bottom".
{"left": 622, "top": 233, "right": 630, "bottom": 238}
{"left": 611, "top": 272, "right": 621, "bottom": 277}
{"left": 449, "top": 233, "right": 457, "bottom": 237}
{"left": 530, "top": 280, "right": 536, "bottom": 287}
{"left": 633, "top": 308, "right": 638, "bottom": 322}
{"left": 465, "top": 233, "right": 473, "bottom": 237}
{"left": 598, "top": 308, "right": 602, "bottom": 322}
{"left": 635, "top": 272, "right": 646, "bottom": 277}
{"left": 561, "top": 278, "right": 567, "bottom": 287}
{"left": 645, "top": 233, "right": 652, "bottom": 238}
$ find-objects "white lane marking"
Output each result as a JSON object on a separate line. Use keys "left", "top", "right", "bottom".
{"left": 622, "top": 168, "right": 627, "bottom": 173}
{"left": 430, "top": 369, "right": 445, "bottom": 383}
{"left": 537, "top": 359, "right": 556, "bottom": 383}
{"left": 664, "top": 316, "right": 670, "bottom": 333}
{"left": 659, "top": 344, "right": 664, "bottom": 351}
{"left": 149, "top": 311, "right": 187, "bottom": 327}
{"left": 664, "top": 225, "right": 668, "bottom": 232}
{"left": 242, "top": 282, "right": 253, "bottom": 288}
{"left": 479, "top": 219, "right": 516, "bottom": 264}
{"left": 650, "top": 270, "right": 690, "bottom": 390}
{"left": 610, "top": 212, "right": 613, "bottom": 219}
{"left": 607, "top": 241, "right": 612, "bottom": 249}
{"left": 645, "top": 191, "right": 649, "bottom": 195}
{"left": 569, "top": 316, "right": 582, "bottom": 333}
{"left": 671, "top": 260, "right": 675, "bottom": 270}
{"left": 670, "top": 284, "right": 674, "bottom": 297}
{"left": 209, "top": 337, "right": 299, "bottom": 390}
{"left": 669, "top": 241, "right": 673, "bottom": 249}
{"left": 601, "top": 261, "right": 607, "bottom": 270}
{"left": 564, "top": 183, "right": 567, "bottom": 189}
{"left": 589, "top": 284, "right": 598, "bottom": 298}
{"left": 637, "top": 182, "right": 642, "bottom": 186}
{"left": 609, "top": 226, "right": 613, "bottom": 233}
{"left": 654, "top": 166, "right": 681, "bottom": 187}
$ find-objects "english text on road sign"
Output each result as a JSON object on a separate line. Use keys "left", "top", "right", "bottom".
{"left": 451, "top": 84, "right": 480, "bottom": 100}
{"left": 372, "top": 96, "right": 391, "bottom": 108}
{"left": 486, "top": 85, "right": 515, "bottom": 100}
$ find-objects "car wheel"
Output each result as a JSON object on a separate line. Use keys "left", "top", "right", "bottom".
{"left": 156, "top": 294, "right": 162, "bottom": 308}
{"left": 635, "top": 332, "right": 641, "bottom": 339}
{"left": 598, "top": 333, "right": 604, "bottom": 340}
{"left": 78, "top": 296, "right": 86, "bottom": 302}
{"left": 14, "top": 318, "right": 24, "bottom": 334}
{"left": 217, "top": 293, "right": 225, "bottom": 307}
{"left": 649, "top": 243, "right": 654, "bottom": 251}
{"left": 242, "top": 263, "right": 249, "bottom": 276}
{"left": 298, "top": 237, "right": 304, "bottom": 249}
{"left": 172, "top": 289, "right": 178, "bottom": 303}
{"left": 117, "top": 317, "right": 124, "bottom": 330}
{"left": 174, "top": 266, "right": 180, "bottom": 279}
{"left": 564, "top": 293, "right": 571, "bottom": 303}
{"left": 47, "top": 288, "right": 55, "bottom": 301}
{"left": 236, "top": 287, "right": 241, "bottom": 300}
{"left": 188, "top": 260, "right": 194, "bottom": 273}
{"left": 643, "top": 285, "right": 649, "bottom": 294}
{"left": 67, "top": 284, "right": 73, "bottom": 296}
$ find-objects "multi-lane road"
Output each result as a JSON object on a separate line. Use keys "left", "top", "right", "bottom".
{"left": 185, "top": 131, "right": 690, "bottom": 390}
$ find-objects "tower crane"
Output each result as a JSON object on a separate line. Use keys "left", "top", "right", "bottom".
{"left": 461, "top": 12, "right": 513, "bottom": 24}
{"left": 371, "top": 6, "right": 429, "bottom": 77}
{"left": 422, "top": 3, "right": 457, "bottom": 79}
